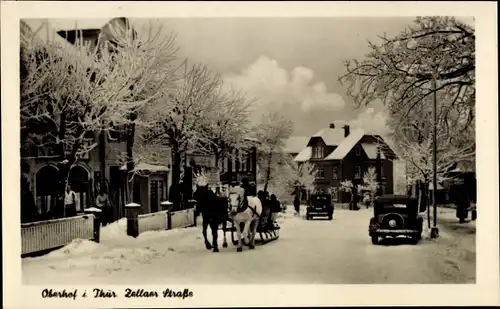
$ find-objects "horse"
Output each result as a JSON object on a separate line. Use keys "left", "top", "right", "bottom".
{"left": 228, "top": 186, "right": 263, "bottom": 252}
{"left": 193, "top": 184, "right": 230, "bottom": 252}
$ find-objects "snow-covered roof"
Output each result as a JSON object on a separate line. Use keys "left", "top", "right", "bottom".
{"left": 324, "top": 129, "right": 365, "bottom": 160}
{"left": 294, "top": 147, "right": 312, "bottom": 162}
{"left": 21, "top": 19, "right": 94, "bottom": 65}
{"left": 134, "top": 163, "right": 169, "bottom": 172}
{"left": 21, "top": 19, "right": 76, "bottom": 48}
{"left": 284, "top": 136, "right": 309, "bottom": 154}
{"left": 361, "top": 143, "right": 386, "bottom": 159}
{"left": 311, "top": 128, "right": 345, "bottom": 146}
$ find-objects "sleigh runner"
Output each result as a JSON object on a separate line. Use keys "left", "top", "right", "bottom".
{"left": 227, "top": 217, "right": 280, "bottom": 246}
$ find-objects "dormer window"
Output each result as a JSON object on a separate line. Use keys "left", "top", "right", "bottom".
{"left": 313, "top": 145, "right": 324, "bottom": 159}
{"left": 355, "top": 145, "right": 361, "bottom": 156}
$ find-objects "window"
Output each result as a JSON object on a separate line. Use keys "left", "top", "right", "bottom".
{"left": 240, "top": 153, "right": 246, "bottom": 171}
{"left": 332, "top": 166, "right": 339, "bottom": 180}
{"left": 355, "top": 145, "right": 361, "bottom": 156}
{"left": 355, "top": 166, "right": 361, "bottom": 179}
{"left": 313, "top": 145, "right": 324, "bottom": 159}
{"left": 248, "top": 152, "right": 253, "bottom": 171}
{"left": 316, "top": 167, "right": 325, "bottom": 179}
{"left": 219, "top": 158, "right": 226, "bottom": 172}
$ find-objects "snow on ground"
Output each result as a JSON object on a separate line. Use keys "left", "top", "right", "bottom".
{"left": 22, "top": 205, "right": 475, "bottom": 284}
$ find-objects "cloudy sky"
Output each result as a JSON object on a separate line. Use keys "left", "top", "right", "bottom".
{"left": 49, "top": 17, "right": 422, "bottom": 138}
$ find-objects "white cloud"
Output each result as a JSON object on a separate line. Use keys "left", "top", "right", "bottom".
{"left": 223, "top": 56, "right": 345, "bottom": 120}
{"left": 348, "top": 107, "right": 390, "bottom": 136}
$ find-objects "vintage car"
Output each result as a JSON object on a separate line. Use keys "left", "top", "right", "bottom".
{"left": 306, "top": 194, "right": 334, "bottom": 220}
{"left": 368, "top": 195, "right": 423, "bottom": 245}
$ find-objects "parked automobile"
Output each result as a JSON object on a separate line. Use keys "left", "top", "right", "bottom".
{"left": 368, "top": 195, "right": 423, "bottom": 245}
{"left": 306, "top": 194, "right": 334, "bottom": 220}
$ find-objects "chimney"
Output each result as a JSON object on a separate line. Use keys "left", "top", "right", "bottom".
{"left": 343, "top": 125, "right": 350, "bottom": 137}
{"left": 329, "top": 123, "right": 335, "bottom": 129}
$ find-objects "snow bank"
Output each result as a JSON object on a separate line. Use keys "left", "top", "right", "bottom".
{"left": 100, "top": 218, "right": 129, "bottom": 244}
{"left": 46, "top": 238, "right": 104, "bottom": 259}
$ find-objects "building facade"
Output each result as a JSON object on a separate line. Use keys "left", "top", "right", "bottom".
{"left": 289, "top": 122, "right": 397, "bottom": 203}
{"left": 20, "top": 18, "right": 168, "bottom": 221}
{"left": 219, "top": 142, "right": 258, "bottom": 187}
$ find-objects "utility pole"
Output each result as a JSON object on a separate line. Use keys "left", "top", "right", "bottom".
{"left": 375, "top": 142, "right": 383, "bottom": 196}
{"left": 430, "top": 67, "right": 440, "bottom": 239}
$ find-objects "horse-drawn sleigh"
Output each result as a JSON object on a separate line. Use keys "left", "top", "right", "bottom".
{"left": 193, "top": 174, "right": 280, "bottom": 253}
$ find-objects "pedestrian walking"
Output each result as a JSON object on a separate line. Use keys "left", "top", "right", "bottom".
{"left": 95, "top": 187, "right": 110, "bottom": 225}
{"left": 64, "top": 184, "right": 78, "bottom": 217}
{"left": 293, "top": 195, "right": 300, "bottom": 216}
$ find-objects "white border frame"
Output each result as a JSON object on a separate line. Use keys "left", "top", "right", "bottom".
{"left": 2, "top": 1, "right": 498, "bottom": 307}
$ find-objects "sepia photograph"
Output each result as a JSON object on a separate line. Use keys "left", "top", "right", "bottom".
{"left": 2, "top": 1, "right": 499, "bottom": 307}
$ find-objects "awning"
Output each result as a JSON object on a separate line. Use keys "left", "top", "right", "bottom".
{"left": 134, "top": 163, "right": 169, "bottom": 173}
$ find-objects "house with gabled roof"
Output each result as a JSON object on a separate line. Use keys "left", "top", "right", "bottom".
{"left": 20, "top": 18, "right": 171, "bottom": 222}
{"left": 287, "top": 122, "right": 398, "bottom": 203}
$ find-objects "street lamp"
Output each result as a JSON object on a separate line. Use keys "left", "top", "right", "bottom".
{"left": 430, "top": 67, "right": 439, "bottom": 239}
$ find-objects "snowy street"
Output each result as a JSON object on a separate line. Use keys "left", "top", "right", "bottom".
{"left": 22, "top": 206, "right": 475, "bottom": 284}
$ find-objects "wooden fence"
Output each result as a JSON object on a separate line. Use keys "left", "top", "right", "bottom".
{"left": 21, "top": 205, "right": 197, "bottom": 257}
{"left": 169, "top": 208, "right": 195, "bottom": 229}
{"left": 137, "top": 210, "right": 169, "bottom": 234}
{"left": 21, "top": 214, "right": 95, "bottom": 256}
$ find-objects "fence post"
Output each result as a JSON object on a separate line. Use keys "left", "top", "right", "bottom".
{"left": 161, "top": 201, "right": 173, "bottom": 230}
{"left": 187, "top": 199, "right": 197, "bottom": 227}
{"left": 84, "top": 207, "right": 103, "bottom": 243}
{"left": 125, "top": 203, "right": 141, "bottom": 237}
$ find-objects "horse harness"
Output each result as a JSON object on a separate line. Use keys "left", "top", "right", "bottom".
{"left": 231, "top": 194, "right": 259, "bottom": 217}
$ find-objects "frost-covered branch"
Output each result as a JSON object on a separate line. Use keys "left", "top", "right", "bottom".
{"left": 21, "top": 20, "right": 178, "bottom": 166}
{"left": 137, "top": 61, "right": 223, "bottom": 185}
{"left": 339, "top": 17, "right": 475, "bottom": 136}
{"left": 393, "top": 124, "right": 475, "bottom": 184}
{"left": 359, "top": 167, "right": 379, "bottom": 204}
{"left": 254, "top": 112, "right": 294, "bottom": 192}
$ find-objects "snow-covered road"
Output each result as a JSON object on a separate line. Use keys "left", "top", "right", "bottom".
{"left": 22, "top": 206, "right": 475, "bottom": 284}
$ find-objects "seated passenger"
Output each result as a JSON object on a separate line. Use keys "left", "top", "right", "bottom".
{"left": 268, "top": 194, "right": 281, "bottom": 227}
{"left": 259, "top": 191, "right": 271, "bottom": 231}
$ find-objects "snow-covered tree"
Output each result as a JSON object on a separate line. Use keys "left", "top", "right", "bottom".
{"left": 339, "top": 17, "right": 475, "bottom": 139}
{"left": 20, "top": 19, "right": 178, "bottom": 202}
{"left": 339, "top": 180, "right": 354, "bottom": 193}
{"left": 204, "top": 89, "right": 254, "bottom": 168}
{"left": 270, "top": 156, "right": 317, "bottom": 201}
{"left": 393, "top": 160, "right": 408, "bottom": 194}
{"left": 395, "top": 126, "right": 474, "bottom": 186}
{"left": 138, "top": 61, "right": 222, "bottom": 186}
{"left": 254, "top": 112, "right": 294, "bottom": 192}
{"left": 359, "top": 167, "right": 379, "bottom": 205}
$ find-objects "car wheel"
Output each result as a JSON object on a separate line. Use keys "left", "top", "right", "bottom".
{"left": 306, "top": 215, "right": 310, "bottom": 220}
{"left": 371, "top": 235, "right": 379, "bottom": 245}
{"left": 328, "top": 215, "right": 333, "bottom": 220}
